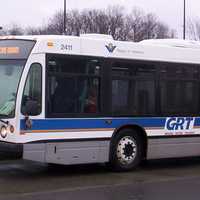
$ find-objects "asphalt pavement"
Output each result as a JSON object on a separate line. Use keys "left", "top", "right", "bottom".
{"left": 0, "top": 157, "right": 200, "bottom": 199}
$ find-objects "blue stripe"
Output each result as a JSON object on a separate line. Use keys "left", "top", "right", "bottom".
{"left": 194, "top": 118, "right": 200, "bottom": 126}
{"left": 20, "top": 117, "right": 200, "bottom": 131}
{"left": 20, "top": 117, "right": 166, "bottom": 131}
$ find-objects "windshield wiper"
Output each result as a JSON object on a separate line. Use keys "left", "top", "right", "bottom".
{"left": 0, "top": 115, "right": 9, "bottom": 125}
{"left": 0, "top": 119, "right": 9, "bottom": 125}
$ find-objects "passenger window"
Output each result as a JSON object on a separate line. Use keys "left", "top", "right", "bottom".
{"left": 160, "top": 81, "right": 199, "bottom": 115}
{"left": 49, "top": 76, "right": 99, "bottom": 114}
{"left": 111, "top": 62, "right": 156, "bottom": 116}
{"left": 112, "top": 79, "right": 130, "bottom": 114}
{"left": 160, "top": 64, "right": 200, "bottom": 115}
{"left": 21, "top": 63, "right": 42, "bottom": 116}
{"left": 47, "top": 56, "right": 101, "bottom": 117}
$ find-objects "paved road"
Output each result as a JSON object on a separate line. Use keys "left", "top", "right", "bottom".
{"left": 0, "top": 158, "right": 200, "bottom": 200}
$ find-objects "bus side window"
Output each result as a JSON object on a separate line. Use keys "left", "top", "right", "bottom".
{"left": 47, "top": 56, "right": 101, "bottom": 117}
{"left": 111, "top": 62, "right": 156, "bottom": 116}
{"left": 21, "top": 63, "right": 42, "bottom": 116}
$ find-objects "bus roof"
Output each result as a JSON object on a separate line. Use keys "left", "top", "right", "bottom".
{"left": 1, "top": 34, "right": 200, "bottom": 64}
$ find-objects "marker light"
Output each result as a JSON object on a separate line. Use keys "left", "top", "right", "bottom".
{"left": 47, "top": 42, "right": 54, "bottom": 47}
{"left": 0, "top": 126, "right": 7, "bottom": 138}
{"left": 10, "top": 125, "right": 14, "bottom": 133}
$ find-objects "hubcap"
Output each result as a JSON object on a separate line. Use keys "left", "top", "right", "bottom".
{"left": 116, "top": 136, "right": 137, "bottom": 165}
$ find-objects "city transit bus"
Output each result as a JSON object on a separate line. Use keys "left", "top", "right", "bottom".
{"left": 0, "top": 34, "right": 200, "bottom": 171}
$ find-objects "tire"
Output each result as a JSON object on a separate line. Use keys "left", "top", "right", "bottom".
{"left": 109, "top": 129, "right": 143, "bottom": 172}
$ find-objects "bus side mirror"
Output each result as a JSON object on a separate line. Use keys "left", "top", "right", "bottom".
{"left": 23, "top": 100, "right": 39, "bottom": 130}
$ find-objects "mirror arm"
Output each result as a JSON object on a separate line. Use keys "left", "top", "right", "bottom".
{"left": 25, "top": 115, "right": 32, "bottom": 130}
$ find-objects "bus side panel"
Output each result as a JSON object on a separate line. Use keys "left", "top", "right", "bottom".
{"left": 147, "top": 137, "right": 200, "bottom": 159}
{"left": 23, "top": 143, "right": 46, "bottom": 162}
{"left": 23, "top": 140, "right": 110, "bottom": 165}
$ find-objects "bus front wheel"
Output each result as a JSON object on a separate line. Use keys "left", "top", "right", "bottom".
{"left": 109, "top": 129, "right": 143, "bottom": 171}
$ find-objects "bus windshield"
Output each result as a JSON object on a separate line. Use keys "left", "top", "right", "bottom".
{"left": 0, "top": 60, "right": 25, "bottom": 117}
{"left": 0, "top": 39, "right": 35, "bottom": 118}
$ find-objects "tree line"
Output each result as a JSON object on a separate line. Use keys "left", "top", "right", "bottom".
{"left": 187, "top": 17, "right": 200, "bottom": 41}
{"left": 1, "top": 6, "right": 176, "bottom": 42}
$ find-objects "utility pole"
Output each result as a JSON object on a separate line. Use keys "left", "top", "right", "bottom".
{"left": 0, "top": 27, "right": 2, "bottom": 35}
{"left": 183, "top": 0, "right": 186, "bottom": 40}
{"left": 63, "top": 0, "right": 66, "bottom": 35}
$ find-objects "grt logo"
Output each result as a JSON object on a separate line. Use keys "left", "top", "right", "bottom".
{"left": 165, "top": 117, "right": 195, "bottom": 131}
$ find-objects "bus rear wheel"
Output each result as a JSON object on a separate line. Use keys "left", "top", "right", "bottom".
{"left": 109, "top": 129, "right": 143, "bottom": 172}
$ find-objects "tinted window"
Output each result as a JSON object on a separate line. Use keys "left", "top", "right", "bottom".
{"left": 0, "top": 60, "right": 25, "bottom": 117}
{"left": 47, "top": 55, "right": 101, "bottom": 117}
{"left": 111, "top": 62, "right": 156, "bottom": 116}
{"left": 112, "top": 79, "right": 129, "bottom": 114}
{"left": 160, "top": 65, "right": 200, "bottom": 79}
{"left": 160, "top": 64, "right": 200, "bottom": 115}
{"left": 21, "top": 63, "right": 42, "bottom": 116}
{"left": 161, "top": 81, "right": 199, "bottom": 115}
{"left": 48, "top": 56, "right": 100, "bottom": 75}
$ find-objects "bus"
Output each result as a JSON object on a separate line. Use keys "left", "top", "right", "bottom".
{"left": 0, "top": 34, "right": 200, "bottom": 171}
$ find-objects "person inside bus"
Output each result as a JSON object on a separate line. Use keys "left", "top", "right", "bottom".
{"left": 84, "top": 88, "right": 97, "bottom": 113}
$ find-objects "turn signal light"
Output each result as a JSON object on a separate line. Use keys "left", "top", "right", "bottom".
{"left": 10, "top": 125, "right": 14, "bottom": 133}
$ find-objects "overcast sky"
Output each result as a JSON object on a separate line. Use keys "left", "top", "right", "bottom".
{"left": 0, "top": 0, "right": 199, "bottom": 38}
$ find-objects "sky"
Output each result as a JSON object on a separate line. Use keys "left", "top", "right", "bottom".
{"left": 0, "top": 0, "right": 200, "bottom": 38}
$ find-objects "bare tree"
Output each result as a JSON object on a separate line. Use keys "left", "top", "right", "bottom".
{"left": 26, "top": 25, "right": 52, "bottom": 35}
{"left": 47, "top": 11, "right": 64, "bottom": 34}
{"left": 187, "top": 17, "right": 200, "bottom": 40}
{"left": 66, "top": 10, "right": 82, "bottom": 36}
{"left": 10, "top": 6, "right": 175, "bottom": 41}
{"left": 4, "top": 23, "right": 24, "bottom": 35}
{"left": 124, "top": 8, "right": 175, "bottom": 42}
{"left": 194, "top": 20, "right": 200, "bottom": 40}
{"left": 125, "top": 8, "right": 147, "bottom": 42}
{"left": 81, "top": 9, "right": 109, "bottom": 34}
{"left": 105, "top": 6, "right": 125, "bottom": 40}
{"left": 0, "top": 29, "right": 7, "bottom": 36}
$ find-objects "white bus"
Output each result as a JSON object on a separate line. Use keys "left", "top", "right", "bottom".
{"left": 0, "top": 34, "right": 200, "bottom": 171}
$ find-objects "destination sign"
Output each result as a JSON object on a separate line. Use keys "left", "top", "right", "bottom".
{"left": 0, "top": 47, "right": 20, "bottom": 55}
{"left": 0, "top": 40, "right": 35, "bottom": 59}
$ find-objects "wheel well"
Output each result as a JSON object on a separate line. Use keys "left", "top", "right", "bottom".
{"left": 111, "top": 125, "right": 148, "bottom": 159}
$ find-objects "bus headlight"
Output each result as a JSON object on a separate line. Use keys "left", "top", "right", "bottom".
{"left": 0, "top": 126, "right": 8, "bottom": 138}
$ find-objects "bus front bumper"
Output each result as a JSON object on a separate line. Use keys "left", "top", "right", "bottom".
{"left": 0, "top": 142, "right": 23, "bottom": 160}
